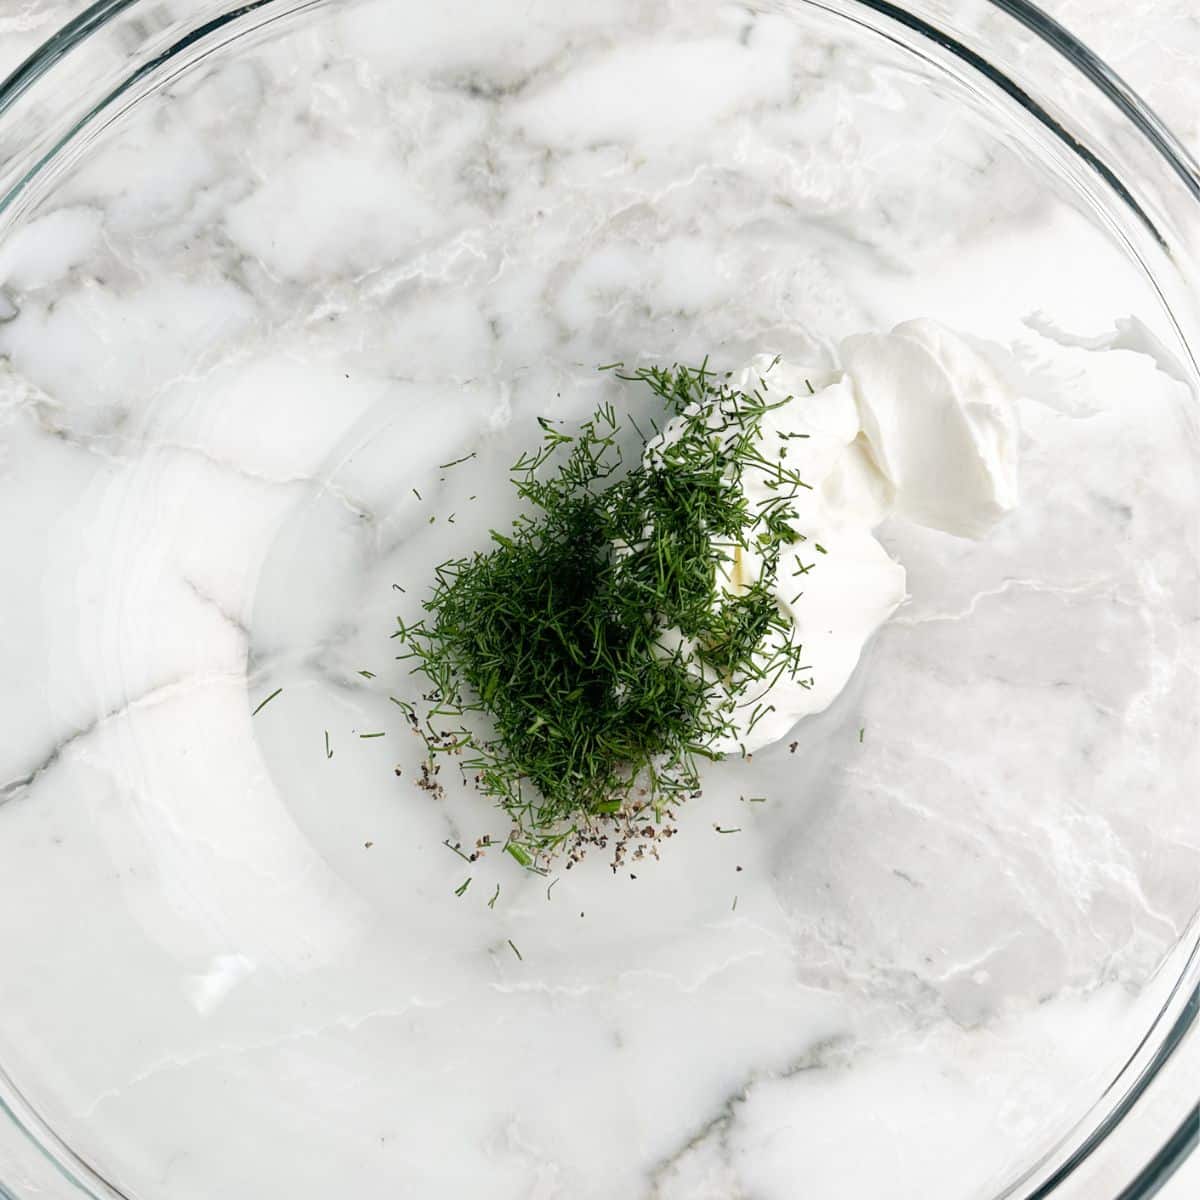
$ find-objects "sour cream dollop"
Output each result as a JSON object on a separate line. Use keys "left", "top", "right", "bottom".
{"left": 648, "top": 319, "right": 1020, "bottom": 754}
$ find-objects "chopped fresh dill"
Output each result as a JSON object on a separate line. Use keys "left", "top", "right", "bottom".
{"left": 359, "top": 731, "right": 386, "bottom": 739}
{"left": 714, "top": 826, "right": 742, "bottom": 834}
{"left": 251, "top": 687, "right": 282, "bottom": 716}
{"left": 439, "top": 452, "right": 477, "bottom": 470}
{"left": 359, "top": 669, "right": 376, "bottom": 679}
{"left": 505, "top": 842, "right": 532, "bottom": 867}
{"left": 396, "top": 361, "right": 810, "bottom": 865}
{"left": 324, "top": 730, "right": 333, "bottom": 760}
{"left": 454, "top": 877, "right": 472, "bottom": 897}
{"left": 507, "top": 939, "right": 523, "bottom": 961}
{"left": 488, "top": 883, "right": 501, "bottom": 909}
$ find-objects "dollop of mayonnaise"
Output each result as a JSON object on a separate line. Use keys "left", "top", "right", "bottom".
{"left": 650, "top": 319, "right": 1020, "bottom": 754}
{"left": 841, "top": 319, "right": 1020, "bottom": 540}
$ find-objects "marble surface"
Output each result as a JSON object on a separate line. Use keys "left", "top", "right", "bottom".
{"left": 0, "top": 2, "right": 1198, "bottom": 1199}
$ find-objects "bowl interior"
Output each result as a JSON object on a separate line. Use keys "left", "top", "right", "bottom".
{"left": 0, "top": 2, "right": 1197, "bottom": 1198}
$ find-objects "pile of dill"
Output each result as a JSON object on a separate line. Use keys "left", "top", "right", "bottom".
{"left": 397, "top": 361, "right": 810, "bottom": 864}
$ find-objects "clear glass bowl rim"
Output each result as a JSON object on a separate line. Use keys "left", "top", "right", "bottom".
{"left": 0, "top": 2, "right": 1196, "bottom": 1199}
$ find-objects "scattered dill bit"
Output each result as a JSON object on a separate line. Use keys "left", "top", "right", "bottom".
{"left": 448, "top": 513, "right": 456, "bottom": 524}
{"left": 393, "top": 583, "right": 406, "bottom": 593}
{"left": 804, "top": 379, "right": 815, "bottom": 395}
{"left": 365, "top": 840, "right": 374, "bottom": 848}
{"left": 789, "top": 741, "right": 798, "bottom": 754}
{"left": 597, "top": 361, "right": 624, "bottom": 371}
{"left": 745, "top": 796, "right": 766, "bottom": 803}
{"left": 454, "top": 877, "right": 472, "bottom": 897}
{"left": 815, "top": 543, "right": 827, "bottom": 555}
{"left": 714, "top": 825, "right": 742, "bottom": 834}
{"left": 324, "top": 730, "right": 333, "bottom": 759}
{"left": 359, "top": 731, "right": 386, "bottom": 739}
{"left": 507, "top": 938, "right": 523, "bottom": 962}
{"left": 859, "top": 726, "right": 865, "bottom": 743}
{"left": 546, "top": 877, "right": 559, "bottom": 901}
{"left": 358, "top": 669, "right": 376, "bottom": 679}
{"left": 412, "top": 488, "right": 422, "bottom": 500}
{"left": 732, "top": 895, "right": 738, "bottom": 911}
{"left": 439, "top": 452, "right": 478, "bottom": 470}
{"left": 396, "top": 361, "right": 812, "bottom": 865}
{"left": 444, "top": 840, "right": 471, "bottom": 862}
{"left": 428, "top": 515, "right": 435, "bottom": 524}
{"left": 488, "top": 883, "right": 501, "bottom": 909}
{"left": 251, "top": 687, "right": 282, "bottom": 716}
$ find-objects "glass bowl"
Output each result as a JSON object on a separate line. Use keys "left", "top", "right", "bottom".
{"left": 0, "top": 2, "right": 1197, "bottom": 1198}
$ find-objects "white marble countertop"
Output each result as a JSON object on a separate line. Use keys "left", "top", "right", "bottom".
{"left": 3, "top": 1, "right": 1199, "bottom": 152}
{"left": 0, "top": 3, "right": 1196, "bottom": 1200}
{"left": 978, "top": 13, "right": 1200, "bottom": 1200}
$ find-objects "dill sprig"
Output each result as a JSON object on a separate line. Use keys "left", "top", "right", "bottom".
{"left": 396, "top": 361, "right": 809, "bottom": 864}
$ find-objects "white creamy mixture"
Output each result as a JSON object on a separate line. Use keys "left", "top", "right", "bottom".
{"left": 657, "top": 319, "right": 1020, "bottom": 752}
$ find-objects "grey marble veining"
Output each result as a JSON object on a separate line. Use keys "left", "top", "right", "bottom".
{"left": 0, "top": 3, "right": 1197, "bottom": 1199}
